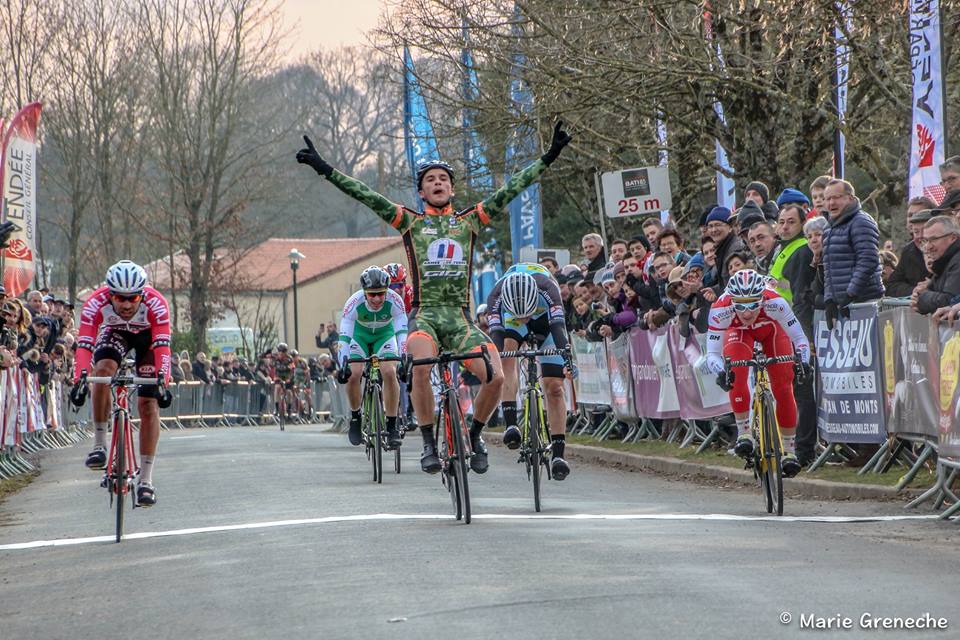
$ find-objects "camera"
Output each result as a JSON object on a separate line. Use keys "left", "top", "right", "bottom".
{"left": 0, "top": 327, "right": 17, "bottom": 350}
{"left": 0, "top": 221, "right": 19, "bottom": 249}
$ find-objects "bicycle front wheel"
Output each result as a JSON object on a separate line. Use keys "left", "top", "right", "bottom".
{"left": 528, "top": 390, "right": 543, "bottom": 513}
{"left": 114, "top": 413, "right": 127, "bottom": 543}
{"left": 760, "top": 390, "right": 783, "bottom": 516}
{"left": 447, "top": 391, "right": 471, "bottom": 524}
{"left": 371, "top": 385, "right": 384, "bottom": 484}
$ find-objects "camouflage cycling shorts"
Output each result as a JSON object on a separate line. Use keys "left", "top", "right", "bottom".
{"left": 408, "top": 306, "right": 489, "bottom": 353}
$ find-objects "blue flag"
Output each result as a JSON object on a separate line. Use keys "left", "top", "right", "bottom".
{"left": 505, "top": 5, "right": 542, "bottom": 263}
{"left": 403, "top": 46, "right": 440, "bottom": 206}
{"left": 833, "top": 1, "right": 852, "bottom": 179}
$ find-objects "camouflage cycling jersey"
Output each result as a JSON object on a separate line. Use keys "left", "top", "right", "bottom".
{"left": 324, "top": 160, "right": 548, "bottom": 310}
{"left": 293, "top": 359, "right": 310, "bottom": 385}
{"left": 273, "top": 354, "right": 294, "bottom": 382}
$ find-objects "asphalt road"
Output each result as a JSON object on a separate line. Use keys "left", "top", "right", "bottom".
{"left": 0, "top": 423, "right": 956, "bottom": 640}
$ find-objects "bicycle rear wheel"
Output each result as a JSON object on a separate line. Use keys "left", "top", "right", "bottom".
{"left": 528, "top": 390, "right": 543, "bottom": 513}
{"left": 114, "top": 413, "right": 127, "bottom": 543}
{"left": 447, "top": 391, "right": 471, "bottom": 524}
{"left": 278, "top": 394, "right": 286, "bottom": 431}
{"left": 761, "top": 391, "right": 783, "bottom": 515}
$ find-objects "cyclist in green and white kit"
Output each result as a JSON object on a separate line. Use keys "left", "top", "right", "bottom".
{"left": 336, "top": 267, "right": 408, "bottom": 449}
{"left": 297, "top": 122, "right": 572, "bottom": 474}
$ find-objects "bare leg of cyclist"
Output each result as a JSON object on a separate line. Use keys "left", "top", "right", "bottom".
{"left": 136, "top": 396, "right": 160, "bottom": 505}
{"left": 543, "top": 376, "right": 571, "bottom": 479}
{"left": 345, "top": 361, "right": 365, "bottom": 446}
{"left": 408, "top": 333, "right": 441, "bottom": 473}
{"left": 499, "top": 337, "right": 520, "bottom": 449}
{"left": 382, "top": 362, "right": 401, "bottom": 448}
{"left": 462, "top": 346, "right": 504, "bottom": 474}
{"left": 92, "top": 359, "right": 119, "bottom": 448}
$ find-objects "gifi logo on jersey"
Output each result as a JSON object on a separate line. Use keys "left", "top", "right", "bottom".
{"left": 422, "top": 239, "right": 466, "bottom": 277}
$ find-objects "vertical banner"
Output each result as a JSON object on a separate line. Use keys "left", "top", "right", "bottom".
{"left": 655, "top": 111, "right": 671, "bottom": 224}
{"left": 814, "top": 303, "right": 886, "bottom": 444}
{"left": 702, "top": 4, "right": 736, "bottom": 209}
{"left": 937, "top": 322, "right": 960, "bottom": 457}
{"left": 832, "top": 1, "right": 852, "bottom": 178}
{"left": 907, "top": 0, "right": 947, "bottom": 203}
{"left": 462, "top": 20, "right": 501, "bottom": 306}
{"left": 1, "top": 102, "right": 41, "bottom": 296}
{"left": 506, "top": 4, "right": 542, "bottom": 262}
{"left": 403, "top": 47, "right": 440, "bottom": 206}
{"left": 606, "top": 332, "right": 636, "bottom": 421}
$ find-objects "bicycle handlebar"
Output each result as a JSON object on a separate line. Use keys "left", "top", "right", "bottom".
{"left": 406, "top": 344, "right": 494, "bottom": 383}
{"left": 498, "top": 348, "right": 569, "bottom": 359}
{"left": 349, "top": 355, "right": 404, "bottom": 364}
{"left": 724, "top": 353, "right": 798, "bottom": 370}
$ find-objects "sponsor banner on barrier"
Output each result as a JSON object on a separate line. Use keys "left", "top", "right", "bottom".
{"left": 629, "top": 327, "right": 679, "bottom": 419}
{"left": 606, "top": 332, "right": 635, "bottom": 421}
{"left": 572, "top": 334, "right": 611, "bottom": 406}
{"left": 672, "top": 329, "right": 733, "bottom": 419}
{"left": 815, "top": 304, "right": 886, "bottom": 443}
{"left": 881, "top": 307, "right": 939, "bottom": 439}
{"left": 936, "top": 322, "right": 960, "bottom": 457}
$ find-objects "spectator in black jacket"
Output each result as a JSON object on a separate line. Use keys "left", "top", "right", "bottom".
{"left": 581, "top": 232, "right": 607, "bottom": 276}
{"left": 885, "top": 197, "right": 937, "bottom": 297}
{"left": 192, "top": 352, "right": 212, "bottom": 383}
{"left": 705, "top": 206, "right": 746, "bottom": 287}
{"left": 770, "top": 204, "right": 815, "bottom": 337}
{"left": 914, "top": 216, "right": 960, "bottom": 315}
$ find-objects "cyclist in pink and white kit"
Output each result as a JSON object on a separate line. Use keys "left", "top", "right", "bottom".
{"left": 73, "top": 260, "right": 172, "bottom": 506}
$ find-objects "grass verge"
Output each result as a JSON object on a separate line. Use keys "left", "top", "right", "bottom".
{"left": 0, "top": 470, "right": 40, "bottom": 503}
{"left": 567, "top": 435, "right": 934, "bottom": 489}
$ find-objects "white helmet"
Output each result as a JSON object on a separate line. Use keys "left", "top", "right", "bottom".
{"left": 105, "top": 260, "right": 147, "bottom": 295}
{"left": 475, "top": 303, "right": 488, "bottom": 321}
{"left": 500, "top": 272, "right": 539, "bottom": 318}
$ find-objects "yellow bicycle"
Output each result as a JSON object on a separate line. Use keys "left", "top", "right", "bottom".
{"left": 724, "top": 348, "right": 799, "bottom": 516}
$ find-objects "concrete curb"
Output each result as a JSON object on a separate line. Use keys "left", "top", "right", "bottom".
{"left": 483, "top": 432, "right": 916, "bottom": 502}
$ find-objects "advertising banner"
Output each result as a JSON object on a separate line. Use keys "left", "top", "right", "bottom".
{"left": 572, "top": 334, "right": 610, "bottom": 406}
{"left": 907, "top": 0, "right": 947, "bottom": 203}
{"left": 672, "top": 328, "right": 733, "bottom": 419}
{"left": 1, "top": 102, "right": 42, "bottom": 296}
{"left": 937, "top": 322, "right": 960, "bottom": 457}
{"left": 814, "top": 304, "right": 886, "bottom": 444}
{"left": 606, "top": 332, "right": 635, "bottom": 421}
{"left": 883, "top": 308, "right": 939, "bottom": 439}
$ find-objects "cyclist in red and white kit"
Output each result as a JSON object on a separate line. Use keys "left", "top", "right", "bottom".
{"left": 705, "top": 269, "right": 811, "bottom": 478}
{"left": 73, "top": 260, "right": 172, "bottom": 506}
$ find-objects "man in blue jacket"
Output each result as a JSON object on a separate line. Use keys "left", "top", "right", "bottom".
{"left": 821, "top": 179, "right": 885, "bottom": 328}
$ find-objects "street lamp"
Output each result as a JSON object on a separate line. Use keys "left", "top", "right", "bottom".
{"left": 289, "top": 248, "right": 305, "bottom": 350}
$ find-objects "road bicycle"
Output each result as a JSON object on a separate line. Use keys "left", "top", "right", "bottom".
{"left": 724, "top": 348, "right": 800, "bottom": 516}
{"left": 351, "top": 355, "right": 404, "bottom": 482}
{"left": 405, "top": 346, "right": 493, "bottom": 524}
{"left": 74, "top": 360, "right": 167, "bottom": 542}
{"left": 499, "top": 342, "right": 568, "bottom": 512}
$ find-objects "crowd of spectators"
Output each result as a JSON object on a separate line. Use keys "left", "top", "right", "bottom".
{"left": 482, "top": 156, "right": 960, "bottom": 465}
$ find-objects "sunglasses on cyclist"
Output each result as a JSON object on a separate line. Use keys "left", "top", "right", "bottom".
{"left": 732, "top": 300, "right": 761, "bottom": 312}
{"left": 364, "top": 290, "right": 387, "bottom": 298}
{"left": 111, "top": 293, "right": 142, "bottom": 303}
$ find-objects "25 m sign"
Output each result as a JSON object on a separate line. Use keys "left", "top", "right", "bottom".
{"left": 600, "top": 166, "right": 672, "bottom": 219}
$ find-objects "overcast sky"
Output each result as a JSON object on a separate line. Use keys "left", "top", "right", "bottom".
{"left": 281, "top": 0, "right": 385, "bottom": 61}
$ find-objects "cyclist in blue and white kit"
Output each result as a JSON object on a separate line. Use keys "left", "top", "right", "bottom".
{"left": 486, "top": 263, "right": 574, "bottom": 480}
{"left": 337, "top": 267, "right": 408, "bottom": 449}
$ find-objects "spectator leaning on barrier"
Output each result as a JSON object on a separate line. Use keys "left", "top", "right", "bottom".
{"left": 192, "top": 352, "right": 211, "bottom": 383}
{"left": 885, "top": 198, "right": 937, "bottom": 297}
{"left": 746, "top": 220, "right": 777, "bottom": 274}
{"left": 705, "top": 206, "right": 745, "bottom": 287}
{"left": 700, "top": 236, "right": 718, "bottom": 287}
{"left": 913, "top": 216, "right": 960, "bottom": 315}
{"left": 627, "top": 235, "right": 649, "bottom": 264}
{"left": 822, "top": 178, "right": 885, "bottom": 326}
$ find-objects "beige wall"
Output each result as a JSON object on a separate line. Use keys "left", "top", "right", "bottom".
{"left": 169, "top": 244, "right": 406, "bottom": 356}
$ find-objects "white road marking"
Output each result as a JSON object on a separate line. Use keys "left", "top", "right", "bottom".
{"left": 0, "top": 512, "right": 943, "bottom": 552}
{"left": 168, "top": 435, "right": 206, "bottom": 440}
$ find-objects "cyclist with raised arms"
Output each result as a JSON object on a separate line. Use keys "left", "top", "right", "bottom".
{"left": 73, "top": 260, "right": 172, "bottom": 507}
{"left": 337, "top": 266, "right": 409, "bottom": 450}
{"left": 297, "top": 122, "right": 572, "bottom": 474}
{"left": 486, "top": 263, "right": 574, "bottom": 480}
{"left": 705, "top": 269, "right": 812, "bottom": 478}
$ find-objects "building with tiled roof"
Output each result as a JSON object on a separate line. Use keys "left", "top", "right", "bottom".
{"left": 144, "top": 237, "right": 404, "bottom": 354}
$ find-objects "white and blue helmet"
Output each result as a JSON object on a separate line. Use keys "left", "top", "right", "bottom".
{"left": 105, "top": 260, "right": 147, "bottom": 295}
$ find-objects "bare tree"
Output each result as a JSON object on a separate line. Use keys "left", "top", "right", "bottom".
{"left": 136, "top": 0, "right": 286, "bottom": 348}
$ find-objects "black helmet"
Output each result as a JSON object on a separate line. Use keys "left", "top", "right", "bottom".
{"left": 416, "top": 160, "right": 455, "bottom": 191}
{"left": 360, "top": 266, "right": 390, "bottom": 291}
